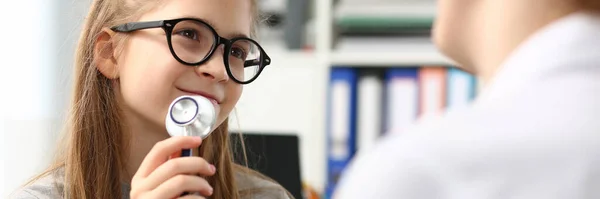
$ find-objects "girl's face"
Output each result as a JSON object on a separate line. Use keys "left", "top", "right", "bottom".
{"left": 114, "top": 0, "right": 252, "bottom": 133}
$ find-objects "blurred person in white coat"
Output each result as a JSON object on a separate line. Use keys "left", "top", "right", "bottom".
{"left": 334, "top": 0, "right": 600, "bottom": 198}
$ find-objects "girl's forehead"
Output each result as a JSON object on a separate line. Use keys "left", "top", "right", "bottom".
{"left": 140, "top": 0, "right": 253, "bottom": 36}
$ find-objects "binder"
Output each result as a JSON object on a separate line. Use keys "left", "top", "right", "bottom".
{"left": 356, "top": 70, "right": 383, "bottom": 152}
{"left": 446, "top": 67, "right": 476, "bottom": 111}
{"left": 325, "top": 67, "right": 358, "bottom": 199}
{"left": 418, "top": 67, "right": 447, "bottom": 119}
{"left": 384, "top": 67, "right": 419, "bottom": 135}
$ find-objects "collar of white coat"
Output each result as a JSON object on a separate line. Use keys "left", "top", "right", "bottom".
{"left": 473, "top": 11, "right": 600, "bottom": 107}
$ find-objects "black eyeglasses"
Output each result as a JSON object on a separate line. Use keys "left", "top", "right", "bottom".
{"left": 110, "top": 18, "right": 271, "bottom": 84}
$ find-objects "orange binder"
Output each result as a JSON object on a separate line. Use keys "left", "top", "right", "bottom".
{"left": 418, "top": 67, "right": 448, "bottom": 119}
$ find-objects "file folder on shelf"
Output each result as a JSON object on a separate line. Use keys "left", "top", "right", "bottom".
{"left": 447, "top": 67, "right": 477, "bottom": 111}
{"left": 384, "top": 67, "right": 419, "bottom": 135}
{"left": 356, "top": 70, "right": 384, "bottom": 152}
{"left": 418, "top": 67, "right": 447, "bottom": 120}
{"left": 325, "top": 67, "right": 358, "bottom": 199}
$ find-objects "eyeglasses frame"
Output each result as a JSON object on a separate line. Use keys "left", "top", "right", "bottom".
{"left": 110, "top": 17, "right": 272, "bottom": 84}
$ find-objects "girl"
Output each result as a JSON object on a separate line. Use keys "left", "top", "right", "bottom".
{"left": 14, "top": 0, "right": 291, "bottom": 198}
{"left": 335, "top": 0, "right": 600, "bottom": 198}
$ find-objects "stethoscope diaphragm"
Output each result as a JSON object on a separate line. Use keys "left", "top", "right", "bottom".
{"left": 165, "top": 95, "right": 216, "bottom": 139}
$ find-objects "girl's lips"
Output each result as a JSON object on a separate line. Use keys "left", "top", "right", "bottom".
{"left": 176, "top": 88, "right": 222, "bottom": 105}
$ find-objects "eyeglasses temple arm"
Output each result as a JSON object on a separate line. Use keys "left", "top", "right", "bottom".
{"left": 243, "top": 57, "right": 270, "bottom": 68}
{"left": 244, "top": 59, "right": 259, "bottom": 67}
{"left": 111, "top": 21, "right": 164, "bottom": 32}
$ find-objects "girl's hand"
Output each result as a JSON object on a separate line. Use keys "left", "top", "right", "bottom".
{"left": 130, "top": 136, "right": 216, "bottom": 199}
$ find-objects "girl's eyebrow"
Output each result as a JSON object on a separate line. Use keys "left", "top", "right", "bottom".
{"left": 228, "top": 33, "right": 251, "bottom": 39}
{"left": 180, "top": 15, "right": 251, "bottom": 39}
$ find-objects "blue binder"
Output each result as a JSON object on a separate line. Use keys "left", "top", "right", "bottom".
{"left": 325, "top": 67, "right": 358, "bottom": 199}
{"left": 446, "top": 67, "right": 477, "bottom": 109}
{"left": 383, "top": 67, "right": 419, "bottom": 134}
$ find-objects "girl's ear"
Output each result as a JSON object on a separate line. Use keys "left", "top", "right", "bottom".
{"left": 94, "top": 28, "right": 120, "bottom": 79}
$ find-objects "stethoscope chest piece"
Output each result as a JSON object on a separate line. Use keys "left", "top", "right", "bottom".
{"left": 165, "top": 95, "right": 216, "bottom": 139}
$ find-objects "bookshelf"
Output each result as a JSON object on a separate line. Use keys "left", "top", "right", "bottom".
{"left": 330, "top": 50, "right": 453, "bottom": 66}
{"left": 234, "top": 0, "right": 462, "bottom": 197}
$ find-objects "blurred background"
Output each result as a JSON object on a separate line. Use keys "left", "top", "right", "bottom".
{"left": 1, "top": 0, "right": 479, "bottom": 198}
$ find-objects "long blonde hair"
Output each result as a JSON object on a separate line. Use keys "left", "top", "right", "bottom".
{"left": 24, "top": 0, "right": 264, "bottom": 198}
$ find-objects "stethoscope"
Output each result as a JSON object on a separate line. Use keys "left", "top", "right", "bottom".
{"left": 165, "top": 95, "right": 216, "bottom": 196}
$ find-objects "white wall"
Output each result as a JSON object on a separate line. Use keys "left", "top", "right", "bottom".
{"left": 2, "top": 119, "right": 6, "bottom": 198}
{"left": 1, "top": 0, "right": 92, "bottom": 197}
{"left": 2, "top": 0, "right": 59, "bottom": 197}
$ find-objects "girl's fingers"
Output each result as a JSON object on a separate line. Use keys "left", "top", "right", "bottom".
{"left": 177, "top": 195, "right": 206, "bottom": 199}
{"left": 139, "top": 157, "right": 215, "bottom": 191}
{"left": 169, "top": 151, "right": 182, "bottom": 159}
{"left": 134, "top": 136, "right": 202, "bottom": 179}
{"left": 150, "top": 174, "right": 213, "bottom": 198}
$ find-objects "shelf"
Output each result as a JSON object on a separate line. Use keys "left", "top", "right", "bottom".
{"left": 330, "top": 50, "right": 453, "bottom": 66}
{"left": 335, "top": 1, "right": 436, "bottom": 19}
{"left": 331, "top": 36, "right": 454, "bottom": 66}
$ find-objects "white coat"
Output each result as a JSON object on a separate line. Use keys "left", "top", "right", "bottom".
{"left": 334, "top": 11, "right": 600, "bottom": 199}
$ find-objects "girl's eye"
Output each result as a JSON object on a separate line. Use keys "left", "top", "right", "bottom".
{"left": 174, "top": 29, "right": 198, "bottom": 40}
{"left": 230, "top": 47, "right": 247, "bottom": 60}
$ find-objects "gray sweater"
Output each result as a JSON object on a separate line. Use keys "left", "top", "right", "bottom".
{"left": 10, "top": 168, "right": 292, "bottom": 199}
